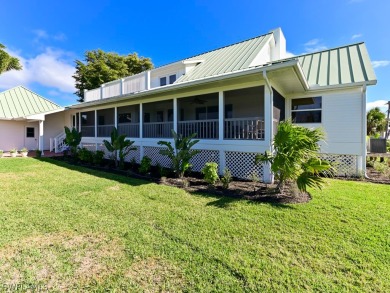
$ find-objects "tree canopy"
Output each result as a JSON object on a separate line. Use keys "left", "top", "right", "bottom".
{"left": 0, "top": 43, "right": 22, "bottom": 75}
{"left": 73, "top": 50, "right": 153, "bottom": 102}
{"left": 367, "top": 107, "right": 386, "bottom": 136}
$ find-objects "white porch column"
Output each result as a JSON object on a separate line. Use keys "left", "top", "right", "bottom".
{"left": 173, "top": 98, "right": 178, "bottom": 133}
{"left": 263, "top": 85, "right": 274, "bottom": 183}
{"left": 39, "top": 120, "right": 44, "bottom": 156}
{"left": 218, "top": 91, "right": 226, "bottom": 174}
{"left": 114, "top": 107, "right": 118, "bottom": 128}
{"left": 139, "top": 103, "right": 144, "bottom": 159}
{"left": 94, "top": 110, "right": 98, "bottom": 138}
{"left": 78, "top": 112, "right": 81, "bottom": 132}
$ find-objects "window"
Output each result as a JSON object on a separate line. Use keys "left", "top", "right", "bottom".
{"left": 118, "top": 113, "right": 132, "bottom": 123}
{"left": 169, "top": 74, "right": 176, "bottom": 84}
{"left": 144, "top": 113, "right": 150, "bottom": 123}
{"left": 167, "top": 109, "right": 173, "bottom": 121}
{"left": 160, "top": 77, "right": 167, "bottom": 86}
{"left": 160, "top": 74, "right": 176, "bottom": 86}
{"left": 291, "top": 97, "right": 322, "bottom": 123}
{"left": 196, "top": 106, "right": 218, "bottom": 120}
{"left": 26, "top": 127, "right": 35, "bottom": 138}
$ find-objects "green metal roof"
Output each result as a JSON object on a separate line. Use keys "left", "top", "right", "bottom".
{"left": 286, "top": 43, "right": 376, "bottom": 87}
{"left": 0, "top": 86, "right": 61, "bottom": 119}
{"left": 177, "top": 33, "right": 273, "bottom": 83}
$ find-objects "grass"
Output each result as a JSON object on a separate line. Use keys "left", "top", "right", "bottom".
{"left": 0, "top": 158, "right": 389, "bottom": 292}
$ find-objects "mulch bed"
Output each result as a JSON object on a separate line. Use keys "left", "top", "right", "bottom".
{"left": 45, "top": 157, "right": 388, "bottom": 205}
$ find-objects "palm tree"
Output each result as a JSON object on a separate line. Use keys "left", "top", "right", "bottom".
{"left": 255, "top": 120, "right": 333, "bottom": 193}
{"left": 0, "top": 43, "right": 22, "bottom": 74}
{"left": 367, "top": 107, "right": 386, "bottom": 136}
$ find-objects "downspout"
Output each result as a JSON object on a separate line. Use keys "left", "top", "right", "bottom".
{"left": 263, "top": 70, "right": 274, "bottom": 183}
{"left": 362, "top": 83, "right": 369, "bottom": 179}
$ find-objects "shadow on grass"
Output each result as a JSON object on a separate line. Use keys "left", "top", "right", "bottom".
{"left": 34, "top": 157, "right": 152, "bottom": 187}
{"left": 35, "top": 157, "right": 295, "bottom": 210}
{"left": 190, "top": 191, "right": 295, "bottom": 209}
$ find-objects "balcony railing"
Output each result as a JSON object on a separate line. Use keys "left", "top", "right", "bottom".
{"left": 81, "top": 126, "right": 95, "bottom": 137}
{"left": 178, "top": 119, "right": 218, "bottom": 139}
{"left": 143, "top": 122, "right": 173, "bottom": 138}
{"left": 97, "top": 125, "right": 115, "bottom": 137}
{"left": 118, "top": 123, "right": 140, "bottom": 138}
{"left": 224, "top": 117, "right": 264, "bottom": 140}
{"left": 84, "top": 72, "right": 148, "bottom": 102}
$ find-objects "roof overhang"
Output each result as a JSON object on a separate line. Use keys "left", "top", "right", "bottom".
{"left": 0, "top": 107, "right": 64, "bottom": 121}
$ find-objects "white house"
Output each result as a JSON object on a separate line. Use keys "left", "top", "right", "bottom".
{"left": 10, "top": 28, "right": 377, "bottom": 181}
{"left": 0, "top": 86, "right": 63, "bottom": 153}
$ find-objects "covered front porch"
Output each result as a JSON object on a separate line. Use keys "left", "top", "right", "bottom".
{"left": 73, "top": 85, "right": 281, "bottom": 142}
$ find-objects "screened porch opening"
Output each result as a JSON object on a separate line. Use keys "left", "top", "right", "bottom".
{"left": 224, "top": 86, "right": 265, "bottom": 140}
{"left": 97, "top": 108, "right": 115, "bottom": 137}
{"left": 80, "top": 111, "right": 95, "bottom": 137}
{"left": 143, "top": 100, "right": 173, "bottom": 138}
{"left": 178, "top": 93, "right": 219, "bottom": 139}
{"left": 117, "top": 105, "right": 140, "bottom": 138}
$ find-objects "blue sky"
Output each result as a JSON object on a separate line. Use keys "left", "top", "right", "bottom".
{"left": 0, "top": 0, "right": 389, "bottom": 111}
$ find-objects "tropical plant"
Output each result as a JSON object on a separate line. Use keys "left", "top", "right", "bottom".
{"left": 64, "top": 126, "right": 82, "bottom": 157}
{"left": 73, "top": 50, "right": 153, "bottom": 102}
{"left": 139, "top": 156, "right": 152, "bottom": 175}
{"left": 367, "top": 107, "right": 386, "bottom": 136}
{"left": 201, "top": 162, "right": 219, "bottom": 185}
{"left": 103, "top": 127, "right": 136, "bottom": 168}
{"left": 255, "top": 120, "right": 333, "bottom": 193}
{"left": 0, "top": 43, "right": 22, "bottom": 75}
{"left": 9, "top": 148, "right": 17, "bottom": 153}
{"left": 20, "top": 147, "right": 28, "bottom": 153}
{"left": 93, "top": 150, "right": 105, "bottom": 165}
{"left": 35, "top": 149, "right": 42, "bottom": 158}
{"left": 78, "top": 148, "right": 94, "bottom": 163}
{"left": 158, "top": 130, "right": 200, "bottom": 178}
{"left": 221, "top": 168, "right": 232, "bottom": 189}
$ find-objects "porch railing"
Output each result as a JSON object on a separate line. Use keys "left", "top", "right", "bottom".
{"left": 118, "top": 123, "right": 140, "bottom": 138}
{"left": 178, "top": 119, "right": 219, "bottom": 139}
{"left": 97, "top": 124, "right": 115, "bottom": 137}
{"left": 143, "top": 122, "right": 173, "bottom": 138}
{"left": 224, "top": 117, "right": 264, "bottom": 140}
{"left": 81, "top": 126, "right": 95, "bottom": 137}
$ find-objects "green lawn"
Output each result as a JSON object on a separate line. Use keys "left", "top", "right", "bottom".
{"left": 0, "top": 158, "right": 389, "bottom": 292}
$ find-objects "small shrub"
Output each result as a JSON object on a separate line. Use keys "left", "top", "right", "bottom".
{"left": 373, "top": 161, "right": 387, "bottom": 173}
{"left": 20, "top": 147, "right": 28, "bottom": 153}
{"left": 129, "top": 157, "right": 137, "bottom": 170}
{"left": 93, "top": 150, "right": 105, "bottom": 165}
{"left": 249, "top": 171, "right": 260, "bottom": 193}
{"left": 78, "top": 148, "right": 94, "bottom": 163}
{"left": 10, "top": 148, "right": 17, "bottom": 154}
{"left": 139, "top": 156, "right": 152, "bottom": 175}
{"left": 221, "top": 168, "right": 232, "bottom": 189}
{"left": 201, "top": 162, "right": 219, "bottom": 185}
{"left": 35, "top": 149, "right": 42, "bottom": 158}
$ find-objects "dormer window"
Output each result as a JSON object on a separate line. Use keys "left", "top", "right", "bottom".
{"left": 169, "top": 74, "right": 176, "bottom": 84}
{"left": 160, "top": 77, "right": 167, "bottom": 86}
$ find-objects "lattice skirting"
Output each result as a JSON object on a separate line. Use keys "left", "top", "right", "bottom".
{"left": 190, "top": 150, "right": 219, "bottom": 172}
{"left": 97, "top": 143, "right": 112, "bottom": 159}
{"left": 124, "top": 146, "right": 141, "bottom": 164}
{"left": 225, "top": 151, "right": 264, "bottom": 181}
{"left": 80, "top": 143, "right": 96, "bottom": 152}
{"left": 143, "top": 146, "right": 172, "bottom": 168}
{"left": 319, "top": 154, "right": 359, "bottom": 177}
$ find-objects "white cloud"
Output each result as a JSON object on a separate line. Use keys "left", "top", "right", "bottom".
{"left": 303, "top": 39, "right": 327, "bottom": 53}
{"left": 367, "top": 100, "right": 389, "bottom": 112}
{"left": 372, "top": 60, "right": 390, "bottom": 68}
{"left": 351, "top": 34, "right": 363, "bottom": 40}
{"left": 304, "top": 39, "right": 320, "bottom": 46}
{"left": 0, "top": 48, "right": 75, "bottom": 93}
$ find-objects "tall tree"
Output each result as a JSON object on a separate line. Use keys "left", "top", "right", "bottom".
{"left": 367, "top": 107, "right": 386, "bottom": 136}
{"left": 73, "top": 50, "right": 153, "bottom": 102}
{"left": 0, "top": 43, "right": 22, "bottom": 74}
